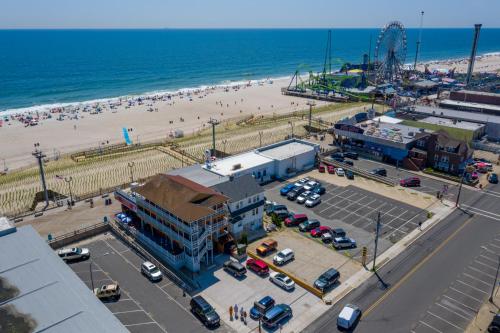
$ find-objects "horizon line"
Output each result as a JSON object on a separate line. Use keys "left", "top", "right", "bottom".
{"left": 1, "top": 26, "right": 499, "bottom": 30}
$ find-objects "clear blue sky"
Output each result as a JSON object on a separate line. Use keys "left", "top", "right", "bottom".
{"left": 1, "top": 0, "right": 499, "bottom": 29}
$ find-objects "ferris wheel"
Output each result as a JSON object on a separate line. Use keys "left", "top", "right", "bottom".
{"left": 374, "top": 21, "right": 407, "bottom": 83}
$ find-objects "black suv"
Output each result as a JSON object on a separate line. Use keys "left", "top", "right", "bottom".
{"left": 331, "top": 228, "right": 346, "bottom": 238}
{"left": 287, "top": 187, "right": 305, "bottom": 201}
{"left": 223, "top": 260, "right": 247, "bottom": 277}
{"left": 314, "top": 268, "right": 340, "bottom": 292}
{"left": 344, "top": 152, "right": 359, "bottom": 160}
{"left": 190, "top": 296, "right": 220, "bottom": 328}
{"left": 370, "top": 168, "right": 387, "bottom": 177}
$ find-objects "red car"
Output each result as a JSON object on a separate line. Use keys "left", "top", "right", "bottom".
{"left": 246, "top": 258, "right": 269, "bottom": 276}
{"left": 399, "top": 177, "right": 420, "bottom": 187}
{"left": 318, "top": 165, "right": 326, "bottom": 173}
{"left": 310, "top": 226, "right": 331, "bottom": 237}
{"left": 327, "top": 165, "right": 335, "bottom": 174}
{"left": 284, "top": 214, "right": 308, "bottom": 227}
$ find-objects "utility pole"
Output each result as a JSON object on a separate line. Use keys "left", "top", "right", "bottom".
{"left": 456, "top": 167, "right": 470, "bottom": 207}
{"left": 64, "top": 176, "right": 74, "bottom": 209}
{"left": 372, "top": 212, "right": 381, "bottom": 271}
{"left": 128, "top": 162, "right": 135, "bottom": 184}
{"left": 306, "top": 101, "right": 316, "bottom": 133}
{"left": 413, "top": 11, "right": 425, "bottom": 71}
{"left": 222, "top": 139, "right": 227, "bottom": 157}
{"left": 258, "top": 131, "right": 263, "bottom": 147}
{"left": 288, "top": 121, "right": 294, "bottom": 138}
{"left": 32, "top": 143, "right": 50, "bottom": 209}
{"left": 466, "top": 24, "right": 482, "bottom": 86}
{"left": 490, "top": 255, "right": 500, "bottom": 302}
{"left": 208, "top": 118, "right": 219, "bottom": 157}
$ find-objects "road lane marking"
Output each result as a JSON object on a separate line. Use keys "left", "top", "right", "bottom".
{"left": 419, "top": 320, "right": 443, "bottom": 333}
{"left": 427, "top": 311, "right": 464, "bottom": 330}
{"left": 363, "top": 217, "right": 473, "bottom": 317}
{"left": 113, "top": 309, "right": 146, "bottom": 315}
{"left": 455, "top": 280, "right": 488, "bottom": 294}
{"left": 435, "top": 302, "right": 472, "bottom": 321}
{"left": 449, "top": 287, "right": 482, "bottom": 303}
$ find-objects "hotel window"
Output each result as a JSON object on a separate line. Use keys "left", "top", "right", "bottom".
{"left": 248, "top": 198, "right": 252, "bottom": 204}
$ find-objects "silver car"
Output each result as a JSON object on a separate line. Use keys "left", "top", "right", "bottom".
{"left": 269, "top": 272, "right": 295, "bottom": 291}
{"left": 305, "top": 194, "right": 321, "bottom": 207}
{"left": 296, "top": 191, "right": 312, "bottom": 204}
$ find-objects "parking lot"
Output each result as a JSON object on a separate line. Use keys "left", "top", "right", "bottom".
{"left": 197, "top": 251, "right": 327, "bottom": 333}
{"left": 265, "top": 176, "right": 430, "bottom": 264}
{"left": 412, "top": 233, "right": 500, "bottom": 333}
{"left": 67, "top": 234, "right": 232, "bottom": 333}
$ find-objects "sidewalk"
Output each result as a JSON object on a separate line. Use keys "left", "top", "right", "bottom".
{"left": 465, "top": 287, "right": 499, "bottom": 333}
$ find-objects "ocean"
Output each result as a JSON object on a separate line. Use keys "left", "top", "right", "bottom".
{"left": 1, "top": 28, "right": 500, "bottom": 112}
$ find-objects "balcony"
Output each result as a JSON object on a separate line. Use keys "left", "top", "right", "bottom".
{"left": 132, "top": 230, "right": 185, "bottom": 269}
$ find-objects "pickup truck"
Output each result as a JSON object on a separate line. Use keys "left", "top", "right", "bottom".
{"left": 256, "top": 239, "right": 278, "bottom": 256}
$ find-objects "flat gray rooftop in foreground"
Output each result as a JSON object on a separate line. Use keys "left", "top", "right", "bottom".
{"left": 410, "top": 105, "right": 500, "bottom": 124}
{"left": 258, "top": 141, "right": 315, "bottom": 160}
{"left": 167, "top": 164, "right": 229, "bottom": 187}
{"left": 420, "top": 116, "right": 485, "bottom": 131}
{"left": 0, "top": 226, "right": 127, "bottom": 333}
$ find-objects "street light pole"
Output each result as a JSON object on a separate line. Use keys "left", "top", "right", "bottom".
{"left": 64, "top": 176, "right": 73, "bottom": 209}
{"left": 128, "top": 162, "right": 135, "bottom": 184}
{"left": 490, "top": 255, "right": 500, "bottom": 302}
{"left": 32, "top": 143, "right": 50, "bottom": 209}
{"left": 456, "top": 167, "right": 469, "bottom": 207}
{"left": 372, "top": 212, "right": 381, "bottom": 271}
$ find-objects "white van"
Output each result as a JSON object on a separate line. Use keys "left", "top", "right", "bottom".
{"left": 337, "top": 304, "right": 361, "bottom": 330}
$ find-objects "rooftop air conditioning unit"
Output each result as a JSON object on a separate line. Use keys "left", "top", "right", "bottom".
{"left": 232, "top": 163, "right": 242, "bottom": 171}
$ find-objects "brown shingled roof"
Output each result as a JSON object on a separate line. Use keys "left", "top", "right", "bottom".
{"left": 135, "top": 174, "right": 228, "bottom": 222}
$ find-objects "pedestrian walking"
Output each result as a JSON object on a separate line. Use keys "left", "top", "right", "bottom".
{"left": 229, "top": 305, "right": 233, "bottom": 321}
{"left": 234, "top": 304, "right": 238, "bottom": 319}
{"left": 418, "top": 222, "right": 422, "bottom": 231}
{"left": 243, "top": 310, "right": 247, "bottom": 325}
{"left": 240, "top": 307, "right": 244, "bottom": 321}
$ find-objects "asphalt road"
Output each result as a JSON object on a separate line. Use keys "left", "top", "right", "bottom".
{"left": 303, "top": 180, "right": 500, "bottom": 333}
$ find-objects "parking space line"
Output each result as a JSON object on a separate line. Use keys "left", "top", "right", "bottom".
{"left": 73, "top": 269, "right": 102, "bottom": 274}
{"left": 124, "top": 322, "right": 158, "bottom": 327}
{"left": 488, "top": 243, "right": 500, "bottom": 249}
{"left": 479, "top": 254, "right": 499, "bottom": 264}
{"left": 393, "top": 211, "right": 427, "bottom": 235}
{"left": 474, "top": 259, "right": 497, "bottom": 271}
{"left": 456, "top": 280, "right": 488, "bottom": 294}
{"left": 384, "top": 209, "right": 409, "bottom": 228}
{"left": 160, "top": 281, "right": 174, "bottom": 289}
{"left": 435, "top": 302, "right": 472, "bottom": 320}
{"left": 442, "top": 294, "right": 478, "bottom": 313}
{"left": 113, "top": 309, "right": 146, "bottom": 315}
{"left": 467, "top": 266, "right": 496, "bottom": 280}
{"left": 82, "top": 278, "right": 113, "bottom": 284}
{"left": 462, "top": 272, "right": 492, "bottom": 286}
{"left": 426, "top": 311, "right": 464, "bottom": 331}
{"left": 342, "top": 198, "right": 379, "bottom": 220}
{"left": 449, "top": 287, "right": 482, "bottom": 303}
{"left": 419, "top": 320, "right": 443, "bottom": 333}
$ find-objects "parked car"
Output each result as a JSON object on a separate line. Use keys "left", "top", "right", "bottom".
{"left": 287, "top": 186, "right": 305, "bottom": 201}
{"left": 246, "top": 258, "right": 269, "bottom": 276}
{"left": 489, "top": 173, "right": 499, "bottom": 184}
{"left": 333, "top": 157, "right": 345, "bottom": 163}
{"left": 304, "top": 180, "right": 320, "bottom": 191}
{"left": 336, "top": 168, "right": 345, "bottom": 177}
{"left": 274, "top": 209, "right": 290, "bottom": 220}
{"left": 298, "top": 219, "right": 320, "bottom": 232}
{"left": 331, "top": 228, "right": 346, "bottom": 238}
{"left": 57, "top": 247, "right": 90, "bottom": 261}
{"left": 190, "top": 295, "right": 220, "bottom": 328}
{"left": 284, "top": 214, "right": 308, "bottom": 227}
{"left": 318, "top": 165, "right": 326, "bottom": 173}
{"left": 250, "top": 296, "right": 275, "bottom": 320}
{"left": 337, "top": 304, "right": 361, "bottom": 330}
{"left": 344, "top": 160, "right": 354, "bottom": 167}
{"left": 370, "top": 168, "right": 387, "bottom": 176}
{"left": 294, "top": 177, "right": 310, "bottom": 187}
{"left": 305, "top": 194, "right": 321, "bottom": 207}
{"left": 331, "top": 152, "right": 344, "bottom": 159}
{"left": 273, "top": 248, "right": 294, "bottom": 266}
{"left": 269, "top": 272, "right": 295, "bottom": 290}
{"left": 333, "top": 236, "right": 357, "bottom": 250}
{"left": 262, "top": 304, "right": 293, "bottom": 329}
{"left": 345, "top": 170, "right": 354, "bottom": 180}
{"left": 141, "top": 261, "right": 162, "bottom": 281}
{"left": 321, "top": 232, "right": 333, "bottom": 243}
{"left": 280, "top": 184, "right": 296, "bottom": 196}
{"left": 311, "top": 226, "right": 331, "bottom": 238}
{"left": 400, "top": 177, "right": 421, "bottom": 187}
{"left": 223, "top": 260, "right": 247, "bottom": 277}
{"left": 266, "top": 203, "right": 287, "bottom": 215}
{"left": 94, "top": 283, "right": 121, "bottom": 301}
{"left": 313, "top": 186, "right": 326, "bottom": 195}
{"left": 344, "top": 152, "right": 359, "bottom": 160}
{"left": 487, "top": 314, "right": 500, "bottom": 333}
{"left": 314, "top": 268, "right": 340, "bottom": 292}
{"left": 256, "top": 239, "right": 278, "bottom": 256}
{"left": 327, "top": 165, "right": 335, "bottom": 174}
{"left": 296, "top": 191, "right": 313, "bottom": 204}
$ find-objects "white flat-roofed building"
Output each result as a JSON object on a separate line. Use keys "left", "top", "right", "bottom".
{"left": 203, "top": 139, "right": 320, "bottom": 182}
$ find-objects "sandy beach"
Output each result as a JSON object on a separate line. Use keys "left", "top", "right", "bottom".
{"left": 416, "top": 52, "right": 500, "bottom": 74}
{"left": 0, "top": 78, "right": 329, "bottom": 170}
